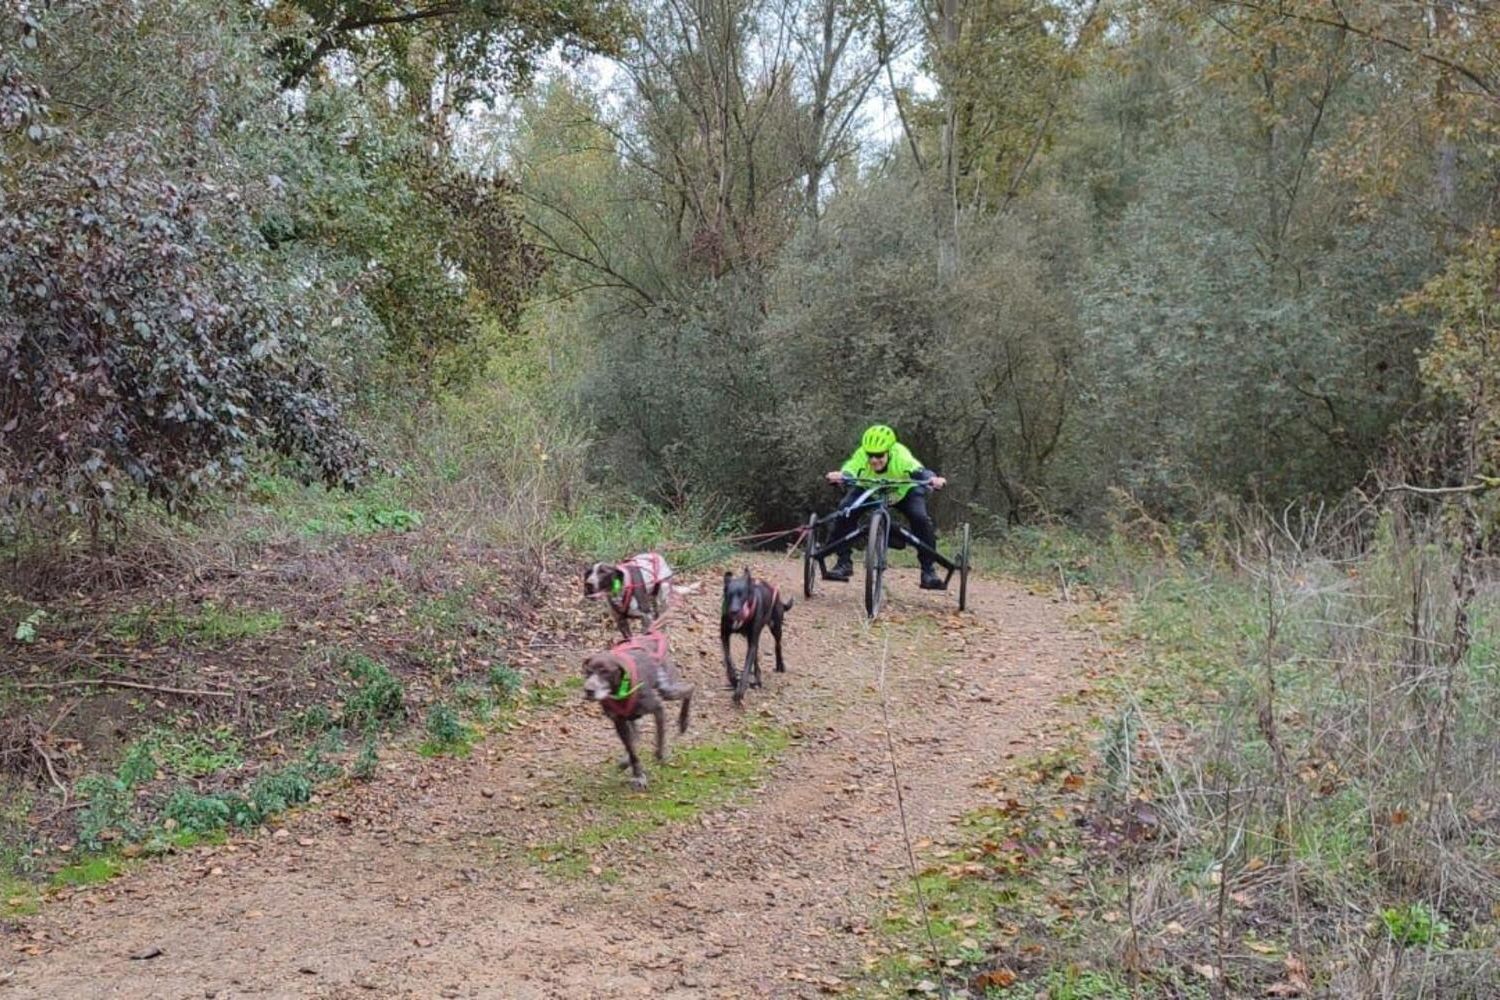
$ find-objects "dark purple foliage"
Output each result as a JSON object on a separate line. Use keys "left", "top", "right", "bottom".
{"left": 0, "top": 118, "right": 365, "bottom": 523}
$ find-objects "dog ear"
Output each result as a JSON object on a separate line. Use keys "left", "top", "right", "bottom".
{"left": 600, "top": 655, "right": 626, "bottom": 687}
{"left": 723, "top": 570, "right": 732, "bottom": 582}
{"left": 582, "top": 655, "right": 599, "bottom": 677}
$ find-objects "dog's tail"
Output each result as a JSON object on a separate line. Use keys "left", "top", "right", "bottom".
{"left": 780, "top": 595, "right": 795, "bottom": 611}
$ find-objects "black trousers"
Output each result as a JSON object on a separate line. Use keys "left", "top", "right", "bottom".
{"left": 830, "top": 487, "right": 937, "bottom": 571}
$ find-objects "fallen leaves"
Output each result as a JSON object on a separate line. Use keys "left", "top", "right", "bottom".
{"left": 970, "top": 967, "right": 1017, "bottom": 990}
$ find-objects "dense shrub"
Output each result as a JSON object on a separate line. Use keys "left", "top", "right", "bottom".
{"left": 0, "top": 7, "right": 366, "bottom": 531}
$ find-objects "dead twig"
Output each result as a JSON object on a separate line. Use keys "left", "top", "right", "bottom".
{"left": 14, "top": 678, "right": 234, "bottom": 698}
{"left": 32, "top": 738, "right": 69, "bottom": 806}
{"left": 1378, "top": 476, "right": 1500, "bottom": 499}
{"left": 44, "top": 697, "right": 80, "bottom": 738}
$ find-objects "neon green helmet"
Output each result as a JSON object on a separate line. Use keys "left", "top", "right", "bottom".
{"left": 861, "top": 424, "right": 897, "bottom": 453}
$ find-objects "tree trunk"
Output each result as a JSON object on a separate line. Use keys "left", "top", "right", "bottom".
{"left": 1433, "top": 0, "right": 1459, "bottom": 225}
{"left": 935, "top": 0, "right": 961, "bottom": 283}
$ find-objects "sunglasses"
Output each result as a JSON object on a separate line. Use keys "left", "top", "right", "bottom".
{"left": 867, "top": 451, "right": 888, "bottom": 461}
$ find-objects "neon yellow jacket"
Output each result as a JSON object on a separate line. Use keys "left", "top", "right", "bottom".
{"left": 840, "top": 442, "right": 931, "bottom": 499}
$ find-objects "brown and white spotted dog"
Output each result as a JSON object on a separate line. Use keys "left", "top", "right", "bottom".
{"left": 581, "top": 630, "right": 694, "bottom": 789}
{"left": 583, "top": 552, "right": 697, "bottom": 639}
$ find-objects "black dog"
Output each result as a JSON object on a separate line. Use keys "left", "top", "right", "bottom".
{"left": 582, "top": 631, "right": 694, "bottom": 789}
{"left": 720, "top": 568, "right": 793, "bottom": 706}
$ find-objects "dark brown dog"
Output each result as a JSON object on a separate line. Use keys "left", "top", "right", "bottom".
{"left": 720, "top": 568, "right": 793, "bottom": 706}
{"left": 581, "top": 631, "right": 693, "bottom": 789}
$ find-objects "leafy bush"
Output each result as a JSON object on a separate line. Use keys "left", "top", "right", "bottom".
{"left": 74, "top": 775, "right": 135, "bottom": 852}
{"left": 344, "top": 506, "right": 422, "bottom": 534}
{"left": 12, "top": 609, "right": 43, "bottom": 644}
{"left": 247, "top": 767, "right": 313, "bottom": 818}
{"left": 162, "top": 788, "right": 233, "bottom": 836}
{"left": 116, "top": 742, "right": 157, "bottom": 789}
{"left": 161, "top": 757, "right": 321, "bottom": 836}
{"left": 0, "top": 119, "right": 366, "bottom": 528}
{"left": 1381, "top": 902, "right": 1451, "bottom": 949}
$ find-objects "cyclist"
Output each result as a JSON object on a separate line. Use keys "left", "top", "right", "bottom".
{"left": 822, "top": 424, "right": 948, "bottom": 590}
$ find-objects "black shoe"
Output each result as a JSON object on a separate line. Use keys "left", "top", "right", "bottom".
{"left": 919, "top": 569, "right": 946, "bottom": 590}
{"left": 826, "top": 557, "right": 853, "bottom": 581}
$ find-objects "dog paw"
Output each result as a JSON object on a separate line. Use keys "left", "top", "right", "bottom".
{"left": 631, "top": 774, "right": 649, "bottom": 790}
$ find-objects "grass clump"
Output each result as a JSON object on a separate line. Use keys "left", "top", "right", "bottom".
{"left": 50, "top": 855, "right": 125, "bottom": 890}
{"left": 986, "top": 969, "right": 1134, "bottom": 1000}
{"left": 418, "top": 702, "right": 475, "bottom": 757}
{"left": 528, "top": 676, "right": 581, "bottom": 709}
{"left": 340, "top": 653, "right": 406, "bottom": 730}
{"left": 1, "top": 871, "right": 41, "bottom": 918}
{"left": 524, "top": 724, "right": 789, "bottom": 878}
{"left": 551, "top": 497, "right": 745, "bottom": 569}
{"left": 487, "top": 663, "right": 524, "bottom": 700}
{"left": 350, "top": 735, "right": 379, "bottom": 781}
{"left": 289, "top": 703, "right": 335, "bottom": 735}
{"left": 111, "top": 602, "right": 283, "bottom": 645}
{"left": 963, "top": 512, "right": 1500, "bottom": 998}
{"left": 125, "top": 724, "right": 244, "bottom": 780}
{"left": 248, "top": 473, "right": 422, "bottom": 538}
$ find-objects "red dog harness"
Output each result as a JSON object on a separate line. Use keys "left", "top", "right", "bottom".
{"left": 735, "top": 584, "right": 780, "bottom": 628}
{"left": 609, "top": 553, "right": 669, "bottom": 617}
{"left": 601, "top": 631, "right": 668, "bottom": 719}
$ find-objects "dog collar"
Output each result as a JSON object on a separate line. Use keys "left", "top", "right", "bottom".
{"left": 613, "top": 670, "right": 636, "bottom": 700}
{"left": 601, "top": 655, "right": 643, "bottom": 719}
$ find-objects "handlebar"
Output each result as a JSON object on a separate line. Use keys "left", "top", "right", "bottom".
{"left": 828, "top": 476, "right": 927, "bottom": 487}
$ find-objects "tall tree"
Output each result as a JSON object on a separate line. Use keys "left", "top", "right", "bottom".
{"left": 264, "top": 0, "right": 631, "bottom": 102}
{"left": 792, "top": 0, "right": 882, "bottom": 219}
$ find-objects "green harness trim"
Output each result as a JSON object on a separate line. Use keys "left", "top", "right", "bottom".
{"left": 613, "top": 670, "right": 637, "bottom": 701}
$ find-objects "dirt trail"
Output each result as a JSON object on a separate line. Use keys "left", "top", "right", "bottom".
{"left": 2, "top": 559, "right": 1091, "bottom": 999}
